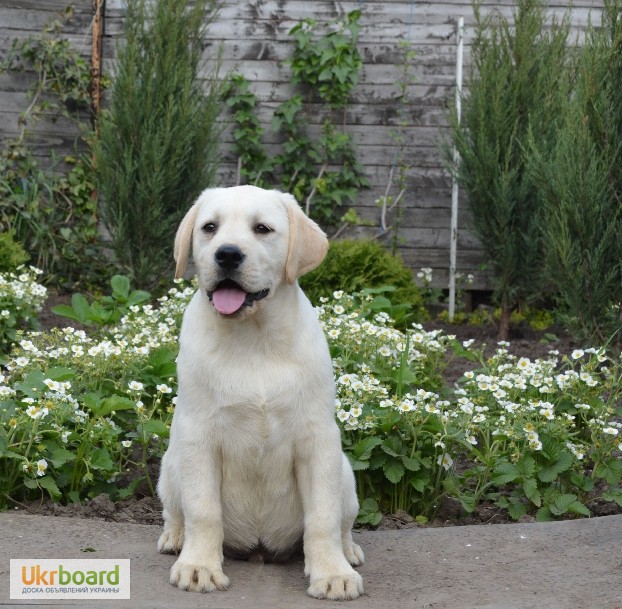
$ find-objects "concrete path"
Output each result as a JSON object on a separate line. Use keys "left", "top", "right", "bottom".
{"left": 0, "top": 513, "right": 620, "bottom": 609}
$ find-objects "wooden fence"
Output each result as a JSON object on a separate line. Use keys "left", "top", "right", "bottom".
{"left": 0, "top": 0, "right": 604, "bottom": 288}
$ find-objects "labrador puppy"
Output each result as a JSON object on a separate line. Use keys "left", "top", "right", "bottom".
{"left": 157, "top": 185, "right": 364, "bottom": 600}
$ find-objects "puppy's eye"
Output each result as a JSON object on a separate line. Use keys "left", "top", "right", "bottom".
{"left": 202, "top": 222, "right": 217, "bottom": 234}
{"left": 254, "top": 224, "right": 273, "bottom": 235}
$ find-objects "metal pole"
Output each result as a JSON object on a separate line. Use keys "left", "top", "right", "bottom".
{"left": 448, "top": 17, "right": 464, "bottom": 322}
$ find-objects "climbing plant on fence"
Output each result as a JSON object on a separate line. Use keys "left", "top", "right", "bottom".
{"left": 225, "top": 10, "right": 368, "bottom": 227}
{"left": 0, "top": 10, "right": 103, "bottom": 289}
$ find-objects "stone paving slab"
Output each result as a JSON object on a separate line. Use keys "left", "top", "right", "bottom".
{"left": 0, "top": 513, "right": 621, "bottom": 609}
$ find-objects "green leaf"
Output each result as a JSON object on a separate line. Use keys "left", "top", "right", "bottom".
{"left": 90, "top": 448, "right": 114, "bottom": 471}
{"left": 51, "top": 304, "right": 84, "bottom": 323}
{"left": 410, "top": 476, "right": 429, "bottom": 493}
{"left": 402, "top": 456, "right": 421, "bottom": 472}
{"left": 594, "top": 458, "right": 622, "bottom": 486}
{"left": 459, "top": 494, "right": 476, "bottom": 513}
{"left": 383, "top": 460, "right": 405, "bottom": 484}
{"left": 70, "top": 293, "right": 91, "bottom": 322}
{"left": 15, "top": 370, "right": 46, "bottom": 397}
{"left": 127, "top": 290, "right": 151, "bottom": 306}
{"left": 352, "top": 436, "right": 382, "bottom": 461}
{"left": 516, "top": 455, "right": 536, "bottom": 478}
{"left": 522, "top": 478, "right": 542, "bottom": 507}
{"left": 23, "top": 477, "right": 38, "bottom": 489}
{"left": 570, "top": 473, "right": 594, "bottom": 492}
{"left": 46, "top": 367, "right": 76, "bottom": 382}
{"left": 38, "top": 476, "right": 61, "bottom": 501}
{"left": 549, "top": 493, "right": 579, "bottom": 516}
{"left": 566, "top": 500, "right": 590, "bottom": 516}
{"left": 602, "top": 488, "right": 622, "bottom": 507}
{"left": 49, "top": 448, "right": 76, "bottom": 468}
{"left": 140, "top": 419, "right": 169, "bottom": 438}
{"left": 357, "top": 498, "right": 382, "bottom": 526}
{"left": 111, "top": 275, "right": 130, "bottom": 299}
{"left": 535, "top": 506, "right": 554, "bottom": 521}
{"left": 537, "top": 451, "right": 573, "bottom": 483}
{"left": 492, "top": 460, "right": 520, "bottom": 485}
{"left": 507, "top": 501, "right": 527, "bottom": 521}
{"left": 93, "top": 395, "right": 136, "bottom": 418}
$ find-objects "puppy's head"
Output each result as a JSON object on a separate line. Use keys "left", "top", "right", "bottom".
{"left": 174, "top": 185, "right": 328, "bottom": 319}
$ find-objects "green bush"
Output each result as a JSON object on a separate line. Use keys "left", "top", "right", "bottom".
{"left": 528, "top": 0, "right": 622, "bottom": 345}
{"left": 449, "top": 0, "right": 571, "bottom": 339}
{"left": 299, "top": 239, "right": 427, "bottom": 323}
{"left": 96, "top": 0, "right": 224, "bottom": 289}
{"left": 0, "top": 14, "right": 103, "bottom": 289}
{"left": 0, "top": 232, "right": 28, "bottom": 274}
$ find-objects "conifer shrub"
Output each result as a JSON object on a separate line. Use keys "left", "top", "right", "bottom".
{"left": 529, "top": 0, "right": 622, "bottom": 344}
{"left": 96, "top": 0, "right": 224, "bottom": 288}
{"left": 449, "top": 0, "right": 571, "bottom": 339}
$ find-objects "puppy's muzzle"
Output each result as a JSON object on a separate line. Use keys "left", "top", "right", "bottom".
{"left": 215, "top": 244, "right": 245, "bottom": 271}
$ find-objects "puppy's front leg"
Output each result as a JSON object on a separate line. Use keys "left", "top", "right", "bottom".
{"left": 170, "top": 442, "right": 229, "bottom": 593}
{"left": 296, "top": 430, "right": 364, "bottom": 601}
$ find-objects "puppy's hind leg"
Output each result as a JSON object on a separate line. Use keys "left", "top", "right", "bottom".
{"left": 341, "top": 454, "right": 364, "bottom": 567}
{"left": 157, "top": 452, "right": 184, "bottom": 554}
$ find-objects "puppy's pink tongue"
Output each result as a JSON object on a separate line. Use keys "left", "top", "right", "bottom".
{"left": 212, "top": 286, "right": 247, "bottom": 315}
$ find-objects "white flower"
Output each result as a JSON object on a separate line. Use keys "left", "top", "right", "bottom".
{"left": 603, "top": 427, "right": 619, "bottom": 436}
{"left": 26, "top": 405, "right": 49, "bottom": 420}
{"left": 121, "top": 440, "right": 133, "bottom": 448}
{"left": 462, "top": 339, "right": 475, "bottom": 349}
{"left": 43, "top": 378, "right": 61, "bottom": 392}
{"left": 516, "top": 357, "right": 531, "bottom": 370}
{"left": 0, "top": 386, "right": 16, "bottom": 398}
{"left": 0, "top": 310, "right": 9, "bottom": 318}
{"left": 333, "top": 290, "right": 344, "bottom": 300}
{"left": 437, "top": 453, "right": 454, "bottom": 471}
{"left": 156, "top": 384, "right": 173, "bottom": 394}
{"left": 128, "top": 380, "right": 144, "bottom": 392}
{"left": 571, "top": 349, "right": 584, "bottom": 360}
{"left": 36, "top": 459, "right": 48, "bottom": 477}
{"left": 465, "top": 433, "right": 478, "bottom": 445}
{"left": 529, "top": 439, "right": 543, "bottom": 451}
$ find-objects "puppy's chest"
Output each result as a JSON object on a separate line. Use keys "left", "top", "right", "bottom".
{"left": 215, "top": 392, "right": 295, "bottom": 453}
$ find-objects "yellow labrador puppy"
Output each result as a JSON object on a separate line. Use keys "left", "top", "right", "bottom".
{"left": 157, "top": 186, "right": 364, "bottom": 600}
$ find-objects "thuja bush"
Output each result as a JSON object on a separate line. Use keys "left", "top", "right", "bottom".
{"left": 449, "top": 0, "right": 571, "bottom": 340}
{"left": 1, "top": 283, "right": 620, "bottom": 520}
{"left": 529, "top": 0, "right": 622, "bottom": 345}
{"left": 96, "top": 0, "right": 224, "bottom": 288}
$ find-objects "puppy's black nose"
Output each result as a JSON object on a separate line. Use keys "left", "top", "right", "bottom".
{"left": 215, "top": 245, "right": 245, "bottom": 270}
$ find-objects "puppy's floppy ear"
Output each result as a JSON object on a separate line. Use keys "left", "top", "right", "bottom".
{"left": 174, "top": 202, "right": 199, "bottom": 279}
{"left": 283, "top": 193, "right": 329, "bottom": 285}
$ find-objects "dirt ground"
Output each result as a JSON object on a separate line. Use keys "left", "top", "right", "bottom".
{"left": 1, "top": 512, "right": 621, "bottom": 609}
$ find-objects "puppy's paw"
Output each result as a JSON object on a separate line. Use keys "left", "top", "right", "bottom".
{"left": 307, "top": 569, "right": 364, "bottom": 601}
{"left": 344, "top": 540, "right": 365, "bottom": 567}
{"left": 170, "top": 559, "right": 230, "bottom": 593}
{"left": 158, "top": 527, "right": 184, "bottom": 554}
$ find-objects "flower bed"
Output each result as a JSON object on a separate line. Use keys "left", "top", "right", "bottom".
{"left": 1, "top": 283, "right": 620, "bottom": 522}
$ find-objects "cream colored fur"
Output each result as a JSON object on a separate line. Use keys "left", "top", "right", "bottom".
{"left": 157, "top": 185, "right": 364, "bottom": 600}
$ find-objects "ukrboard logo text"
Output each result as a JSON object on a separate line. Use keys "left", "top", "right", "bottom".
{"left": 10, "top": 559, "right": 130, "bottom": 599}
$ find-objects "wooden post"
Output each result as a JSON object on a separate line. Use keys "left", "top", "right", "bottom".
{"left": 91, "top": 0, "right": 104, "bottom": 128}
